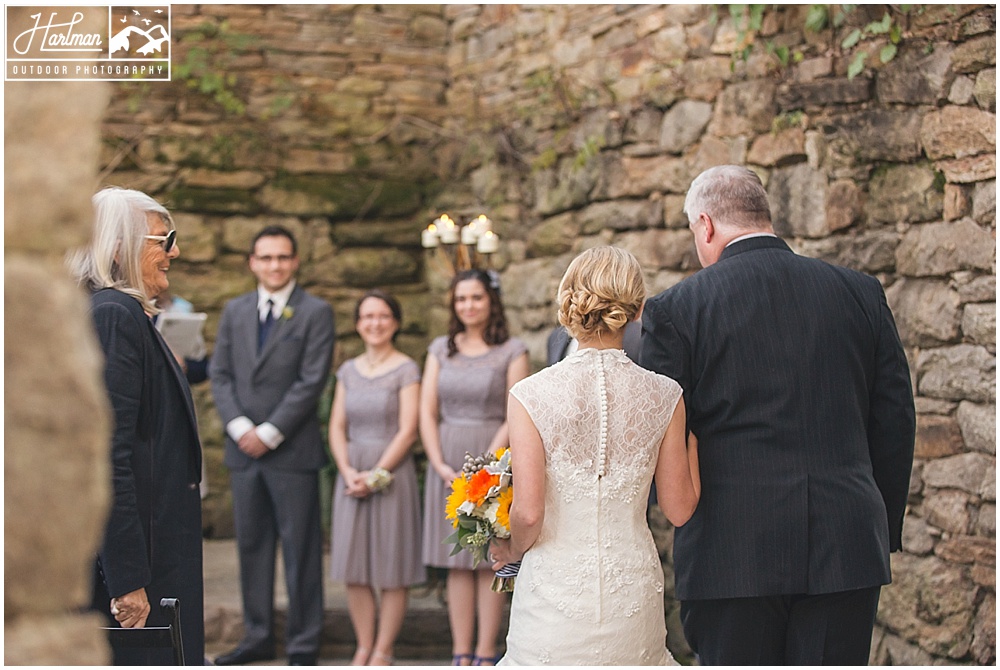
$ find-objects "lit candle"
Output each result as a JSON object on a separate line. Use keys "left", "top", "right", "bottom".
{"left": 475, "top": 214, "right": 493, "bottom": 233}
{"left": 476, "top": 230, "right": 500, "bottom": 254}
{"left": 461, "top": 223, "right": 479, "bottom": 245}
{"left": 439, "top": 215, "right": 459, "bottom": 244}
{"left": 421, "top": 224, "right": 439, "bottom": 248}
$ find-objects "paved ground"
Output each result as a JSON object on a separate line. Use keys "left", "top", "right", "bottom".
{"left": 203, "top": 539, "right": 456, "bottom": 666}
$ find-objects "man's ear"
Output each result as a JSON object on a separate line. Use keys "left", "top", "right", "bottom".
{"left": 633, "top": 300, "right": 645, "bottom": 322}
{"left": 701, "top": 213, "right": 715, "bottom": 244}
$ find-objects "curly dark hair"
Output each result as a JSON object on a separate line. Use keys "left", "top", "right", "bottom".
{"left": 446, "top": 269, "right": 509, "bottom": 356}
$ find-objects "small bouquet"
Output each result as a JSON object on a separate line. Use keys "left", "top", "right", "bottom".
{"left": 364, "top": 467, "right": 393, "bottom": 493}
{"left": 444, "top": 448, "right": 520, "bottom": 592}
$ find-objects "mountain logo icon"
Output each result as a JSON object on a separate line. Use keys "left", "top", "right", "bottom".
{"left": 109, "top": 7, "right": 169, "bottom": 57}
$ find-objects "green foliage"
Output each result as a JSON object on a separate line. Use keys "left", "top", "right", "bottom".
{"left": 771, "top": 109, "right": 805, "bottom": 133}
{"left": 573, "top": 135, "right": 603, "bottom": 169}
{"left": 847, "top": 51, "right": 868, "bottom": 79}
{"left": 719, "top": 5, "right": 914, "bottom": 80}
{"left": 174, "top": 20, "right": 256, "bottom": 116}
{"left": 842, "top": 28, "right": 862, "bottom": 49}
{"left": 805, "top": 4, "right": 829, "bottom": 32}
{"left": 122, "top": 80, "right": 152, "bottom": 114}
{"left": 836, "top": 8, "right": 912, "bottom": 79}
{"left": 931, "top": 169, "right": 947, "bottom": 193}
{"left": 532, "top": 147, "right": 559, "bottom": 171}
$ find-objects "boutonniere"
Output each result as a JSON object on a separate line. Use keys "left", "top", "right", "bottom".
{"left": 282, "top": 306, "right": 294, "bottom": 320}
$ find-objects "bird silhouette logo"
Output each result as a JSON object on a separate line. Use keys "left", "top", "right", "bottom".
{"left": 109, "top": 6, "right": 169, "bottom": 57}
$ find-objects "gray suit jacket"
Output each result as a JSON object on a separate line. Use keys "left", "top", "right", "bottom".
{"left": 210, "top": 285, "right": 335, "bottom": 472}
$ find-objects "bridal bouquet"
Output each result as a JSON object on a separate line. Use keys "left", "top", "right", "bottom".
{"left": 444, "top": 448, "right": 520, "bottom": 592}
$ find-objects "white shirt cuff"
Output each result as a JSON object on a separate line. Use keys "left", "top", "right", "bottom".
{"left": 226, "top": 416, "right": 256, "bottom": 443}
{"left": 256, "top": 422, "right": 284, "bottom": 450}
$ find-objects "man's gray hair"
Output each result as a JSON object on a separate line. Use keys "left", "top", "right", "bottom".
{"left": 67, "top": 187, "right": 173, "bottom": 314}
{"left": 683, "top": 165, "right": 772, "bottom": 231}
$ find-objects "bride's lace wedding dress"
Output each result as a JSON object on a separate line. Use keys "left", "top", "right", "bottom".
{"left": 498, "top": 347, "right": 682, "bottom": 666}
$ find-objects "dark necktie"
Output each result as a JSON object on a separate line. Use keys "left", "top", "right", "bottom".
{"left": 258, "top": 299, "right": 275, "bottom": 352}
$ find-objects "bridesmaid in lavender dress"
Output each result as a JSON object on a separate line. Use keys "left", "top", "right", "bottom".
{"left": 421, "top": 270, "right": 530, "bottom": 666}
{"left": 330, "top": 290, "right": 425, "bottom": 666}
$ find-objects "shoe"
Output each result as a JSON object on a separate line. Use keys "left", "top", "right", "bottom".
{"left": 370, "top": 650, "right": 394, "bottom": 666}
{"left": 213, "top": 644, "right": 277, "bottom": 666}
{"left": 473, "top": 655, "right": 500, "bottom": 666}
{"left": 289, "top": 653, "right": 318, "bottom": 665}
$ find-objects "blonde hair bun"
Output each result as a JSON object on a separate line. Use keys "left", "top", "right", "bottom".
{"left": 557, "top": 247, "right": 645, "bottom": 341}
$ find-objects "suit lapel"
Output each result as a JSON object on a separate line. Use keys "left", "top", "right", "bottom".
{"left": 240, "top": 293, "right": 263, "bottom": 364}
{"left": 148, "top": 317, "right": 202, "bottom": 471}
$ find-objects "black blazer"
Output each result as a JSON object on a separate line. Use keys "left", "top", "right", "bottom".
{"left": 641, "top": 236, "right": 915, "bottom": 601}
{"left": 89, "top": 288, "right": 204, "bottom": 665}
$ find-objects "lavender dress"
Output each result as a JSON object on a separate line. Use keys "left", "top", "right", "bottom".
{"left": 422, "top": 335, "right": 528, "bottom": 569}
{"left": 330, "top": 358, "right": 426, "bottom": 589}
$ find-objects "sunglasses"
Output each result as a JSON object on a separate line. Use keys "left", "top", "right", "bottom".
{"left": 145, "top": 229, "right": 177, "bottom": 253}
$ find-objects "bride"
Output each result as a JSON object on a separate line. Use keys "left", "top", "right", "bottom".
{"left": 491, "top": 246, "right": 701, "bottom": 665}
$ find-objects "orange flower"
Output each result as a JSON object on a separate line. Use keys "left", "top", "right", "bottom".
{"left": 445, "top": 475, "right": 469, "bottom": 527}
{"left": 495, "top": 486, "right": 513, "bottom": 531}
{"left": 466, "top": 468, "right": 500, "bottom": 506}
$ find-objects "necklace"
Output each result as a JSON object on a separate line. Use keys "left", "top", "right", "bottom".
{"left": 362, "top": 349, "right": 394, "bottom": 372}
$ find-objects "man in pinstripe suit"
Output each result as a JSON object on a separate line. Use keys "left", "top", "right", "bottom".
{"left": 641, "top": 166, "right": 915, "bottom": 665}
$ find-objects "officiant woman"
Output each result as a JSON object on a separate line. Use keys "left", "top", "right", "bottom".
{"left": 69, "top": 187, "right": 204, "bottom": 665}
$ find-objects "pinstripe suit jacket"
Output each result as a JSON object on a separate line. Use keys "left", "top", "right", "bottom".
{"left": 641, "top": 236, "right": 915, "bottom": 601}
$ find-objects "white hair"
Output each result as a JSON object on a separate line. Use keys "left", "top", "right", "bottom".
{"left": 66, "top": 187, "right": 173, "bottom": 314}
{"left": 683, "top": 165, "right": 772, "bottom": 231}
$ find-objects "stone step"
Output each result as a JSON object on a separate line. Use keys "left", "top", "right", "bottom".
{"left": 203, "top": 540, "right": 506, "bottom": 664}
{"left": 205, "top": 594, "right": 457, "bottom": 661}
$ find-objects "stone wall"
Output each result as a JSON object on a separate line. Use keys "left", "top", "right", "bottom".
{"left": 5, "top": 8, "right": 113, "bottom": 663}
{"left": 101, "top": 4, "right": 995, "bottom": 664}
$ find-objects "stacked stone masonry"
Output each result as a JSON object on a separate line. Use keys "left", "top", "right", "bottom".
{"left": 100, "top": 4, "right": 995, "bottom": 665}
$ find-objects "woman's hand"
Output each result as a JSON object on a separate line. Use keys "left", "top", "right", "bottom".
{"left": 110, "top": 588, "right": 151, "bottom": 629}
{"left": 489, "top": 538, "right": 520, "bottom": 570}
{"left": 435, "top": 463, "right": 459, "bottom": 484}
{"left": 343, "top": 468, "right": 371, "bottom": 498}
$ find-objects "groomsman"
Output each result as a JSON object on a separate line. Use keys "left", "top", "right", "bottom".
{"left": 211, "top": 225, "right": 335, "bottom": 666}
{"left": 641, "top": 165, "right": 915, "bottom": 665}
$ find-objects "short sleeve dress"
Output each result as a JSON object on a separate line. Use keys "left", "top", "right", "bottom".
{"left": 421, "top": 335, "right": 528, "bottom": 570}
{"left": 329, "top": 358, "right": 426, "bottom": 589}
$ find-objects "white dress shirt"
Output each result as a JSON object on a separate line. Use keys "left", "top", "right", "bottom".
{"left": 726, "top": 232, "right": 778, "bottom": 247}
{"left": 225, "top": 280, "right": 298, "bottom": 450}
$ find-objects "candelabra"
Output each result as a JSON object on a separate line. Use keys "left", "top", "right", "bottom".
{"left": 421, "top": 213, "right": 500, "bottom": 277}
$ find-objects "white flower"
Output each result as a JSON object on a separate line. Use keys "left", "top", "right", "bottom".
{"left": 458, "top": 501, "right": 477, "bottom": 516}
{"left": 482, "top": 500, "right": 500, "bottom": 523}
{"left": 485, "top": 450, "right": 511, "bottom": 475}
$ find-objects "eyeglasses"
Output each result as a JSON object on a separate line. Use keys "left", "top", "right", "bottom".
{"left": 145, "top": 229, "right": 177, "bottom": 253}
{"left": 253, "top": 254, "right": 296, "bottom": 264}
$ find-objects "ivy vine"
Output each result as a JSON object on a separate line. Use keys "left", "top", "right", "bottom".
{"left": 718, "top": 4, "right": 917, "bottom": 79}
{"left": 173, "top": 20, "right": 256, "bottom": 116}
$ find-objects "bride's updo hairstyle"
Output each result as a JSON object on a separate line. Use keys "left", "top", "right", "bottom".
{"left": 557, "top": 246, "right": 645, "bottom": 341}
